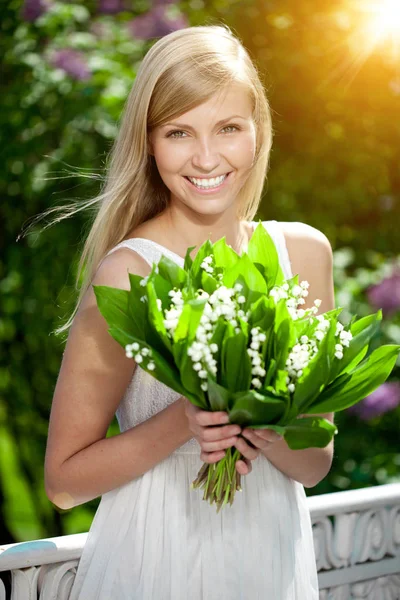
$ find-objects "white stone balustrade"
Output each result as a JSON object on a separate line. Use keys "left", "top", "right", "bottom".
{"left": 1, "top": 483, "right": 400, "bottom": 599}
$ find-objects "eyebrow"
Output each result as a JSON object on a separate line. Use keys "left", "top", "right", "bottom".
{"left": 162, "top": 115, "right": 248, "bottom": 130}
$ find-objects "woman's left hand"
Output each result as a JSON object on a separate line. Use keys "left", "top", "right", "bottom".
{"left": 234, "top": 428, "right": 282, "bottom": 476}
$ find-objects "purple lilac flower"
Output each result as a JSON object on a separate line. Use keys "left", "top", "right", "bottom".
{"left": 152, "top": 0, "right": 177, "bottom": 6}
{"left": 127, "top": 6, "right": 188, "bottom": 40}
{"left": 348, "top": 382, "right": 400, "bottom": 420}
{"left": 98, "top": 0, "right": 127, "bottom": 15}
{"left": 51, "top": 49, "right": 91, "bottom": 81}
{"left": 22, "top": 0, "right": 50, "bottom": 22}
{"left": 367, "top": 268, "right": 400, "bottom": 317}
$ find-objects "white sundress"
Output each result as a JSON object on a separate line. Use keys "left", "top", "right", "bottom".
{"left": 68, "top": 220, "right": 319, "bottom": 600}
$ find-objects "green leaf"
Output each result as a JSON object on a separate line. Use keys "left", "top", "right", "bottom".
{"left": 93, "top": 285, "right": 134, "bottom": 334}
{"left": 173, "top": 298, "right": 206, "bottom": 345}
{"left": 228, "top": 389, "right": 286, "bottom": 426}
{"left": 273, "top": 298, "right": 295, "bottom": 370}
{"left": 190, "top": 240, "right": 214, "bottom": 288}
{"left": 247, "top": 221, "right": 285, "bottom": 287}
{"left": 127, "top": 273, "right": 149, "bottom": 338}
{"left": 327, "top": 311, "right": 381, "bottom": 383}
{"left": 293, "top": 318, "right": 337, "bottom": 412}
{"left": 184, "top": 245, "right": 196, "bottom": 271}
{"left": 145, "top": 280, "right": 172, "bottom": 356}
{"left": 282, "top": 417, "right": 337, "bottom": 450}
{"left": 309, "top": 344, "right": 400, "bottom": 413}
{"left": 157, "top": 254, "right": 187, "bottom": 288}
{"left": 179, "top": 350, "right": 207, "bottom": 407}
{"left": 212, "top": 237, "right": 240, "bottom": 269}
{"left": 223, "top": 253, "right": 267, "bottom": 294}
{"left": 263, "top": 358, "right": 277, "bottom": 387}
{"left": 201, "top": 271, "right": 218, "bottom": 295}
{"left": 207, "top": 377, "right": 231, "bottom": 411}
{"left": 220, "top": 328, "right": 252, "bottom": 391}
{"left": 250, "top": 295, "right": 275, "bottom": 331}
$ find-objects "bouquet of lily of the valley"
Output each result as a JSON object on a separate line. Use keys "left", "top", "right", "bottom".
{"left": 93, "top": 222, "right": 400, "bottom": 511}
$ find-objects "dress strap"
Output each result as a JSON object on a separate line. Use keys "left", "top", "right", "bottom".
{"left": 105, "top": 239, "right": 184, "bottom": 268}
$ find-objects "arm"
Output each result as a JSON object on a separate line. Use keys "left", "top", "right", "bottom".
{"left": 44, "top": 249, "right": 192, "bottom": 510}
{"left": 257, "top": 223, "right": 336, "bottom": 487}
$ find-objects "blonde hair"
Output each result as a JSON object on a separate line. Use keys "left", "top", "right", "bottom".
{"left": 24, "top": 24, "right": 273, "bottom": 338}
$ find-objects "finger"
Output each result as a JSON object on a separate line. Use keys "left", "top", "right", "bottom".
{"left": 245, "top": 428, "right": 283, "bottom": 443}
{"left": 235, "top": 458, "right": 251, "bottom": 475}
{"left": 242, "top": 428, "right": 277, "bottom": 450}
{"left": 200, "top": 450, "right": 226, "bottom": 463}
{"left": 195, "top": 410, "right": 230, "bottom": 427}
{"left": 202, "top": 424, "right": 241, "bottom": 443}
{"left": 201, "top": 436, "right": 239, "bottom": 453}
{"left": 234, "top": 436, "right": 260, "bottom": 461}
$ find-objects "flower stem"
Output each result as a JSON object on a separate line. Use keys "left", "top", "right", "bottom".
{"left": 192, "top": 447, "right": 243, "bottom": 511}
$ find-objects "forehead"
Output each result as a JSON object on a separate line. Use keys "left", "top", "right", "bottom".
{"left": 165, "top": 83, "right": 253, "bottom": 126}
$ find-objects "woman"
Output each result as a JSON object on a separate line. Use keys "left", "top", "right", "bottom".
{"left": 44, "top": 24, "right": 335, "bottom": 599}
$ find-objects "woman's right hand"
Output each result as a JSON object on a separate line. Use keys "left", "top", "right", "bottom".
{"left": 183, "top": 398, "right": 249, "bottom": 469}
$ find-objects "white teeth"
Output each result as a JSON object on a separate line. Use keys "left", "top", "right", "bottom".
{"left": 187, "top": 174, "right": 228, "bottom": 189}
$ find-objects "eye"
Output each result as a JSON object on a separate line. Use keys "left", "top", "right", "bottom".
{"left": 222, "top": 125, "right": 240, "bottom": 133}
{"left": 166, "top": 130, "right": 186, "bottom": 138}
{"left": 165, "top": 124, "right": 240, "bottom": 139}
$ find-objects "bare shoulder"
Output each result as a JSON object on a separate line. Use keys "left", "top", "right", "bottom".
{"left": 90, "top": 246, "right": 152, "bottom": 294}
{"left": 278, "top": 221, "right": 335, "bottom": 314}
{"left": 278, "top": 221, "right": 333, "bottom": 255}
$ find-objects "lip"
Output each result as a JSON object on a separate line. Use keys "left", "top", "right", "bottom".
{"left": 184, "top": 172, "right": 232, "bottom": 194}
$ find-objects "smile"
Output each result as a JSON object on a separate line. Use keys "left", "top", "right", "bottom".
{"left": 184, "top": 172, "right": 231, "bottom": 191}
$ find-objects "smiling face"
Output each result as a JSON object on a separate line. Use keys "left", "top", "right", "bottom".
{"left": 148, "top": 83, "right": 257, "bottom": 219}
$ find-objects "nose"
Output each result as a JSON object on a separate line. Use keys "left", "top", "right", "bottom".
{"left": 191, "top": 137, "right": 220, "bottom": 173}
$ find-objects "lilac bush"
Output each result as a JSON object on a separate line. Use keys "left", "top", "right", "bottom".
{"left": 127, "top": 6, "right": 189, "bottom": 40}
{"left": 50, "top": 49, "right": 92, "bottom": 81}
{"left": 348, "top": 382, "right": 400, "bottom": 420}
{"left": 22, "top": 0, "right": 51, "bottom": 22}
{"left": 367, "top": 268, "right": 400, "bottom": 318}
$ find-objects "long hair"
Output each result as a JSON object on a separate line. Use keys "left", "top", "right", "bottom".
{"left": 24, "top": 24, "right": 274, "bottom": 337}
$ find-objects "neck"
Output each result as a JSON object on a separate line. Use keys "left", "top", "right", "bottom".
{"left": 155, "top": 210, "right": 251, "bottom": 258}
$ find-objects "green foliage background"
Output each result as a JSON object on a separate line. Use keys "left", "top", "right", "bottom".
{"left": 1, "top": 0, "right": 399, "bottom": 544}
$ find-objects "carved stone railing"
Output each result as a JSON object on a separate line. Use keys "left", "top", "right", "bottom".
{"left": 1, "top": 483, "right": 400, "bottom": 599}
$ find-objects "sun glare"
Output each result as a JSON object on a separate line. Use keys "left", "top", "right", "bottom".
{"left": 359, "top": 0, "right": 400, "bottom": 54}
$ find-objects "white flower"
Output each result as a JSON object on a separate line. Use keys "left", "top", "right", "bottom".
{"left": 288, "top": 383, "right": 295, "bottom": 393}
{"left": 201, "top": 382, "right": 208, "bottom": 391}
{"left": 198, "top": 370, "right": 208, "bottom": 379}
{"left": 135, "top": 354, "right": 143, "bottom": 364}
{"left": 148, "top": 362, "right": 155, "bottom": 370}
{"left": 251, "top": 378, "right": 262, "bottom": 389}
{"left": 126, "top": 350, "right": 133, "bottom": 358}
{"left": 139, "top": 276, "right": 148, "bottom": 287}
{"left": 210, "top": 343, "right": 218, "bottom": 353}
